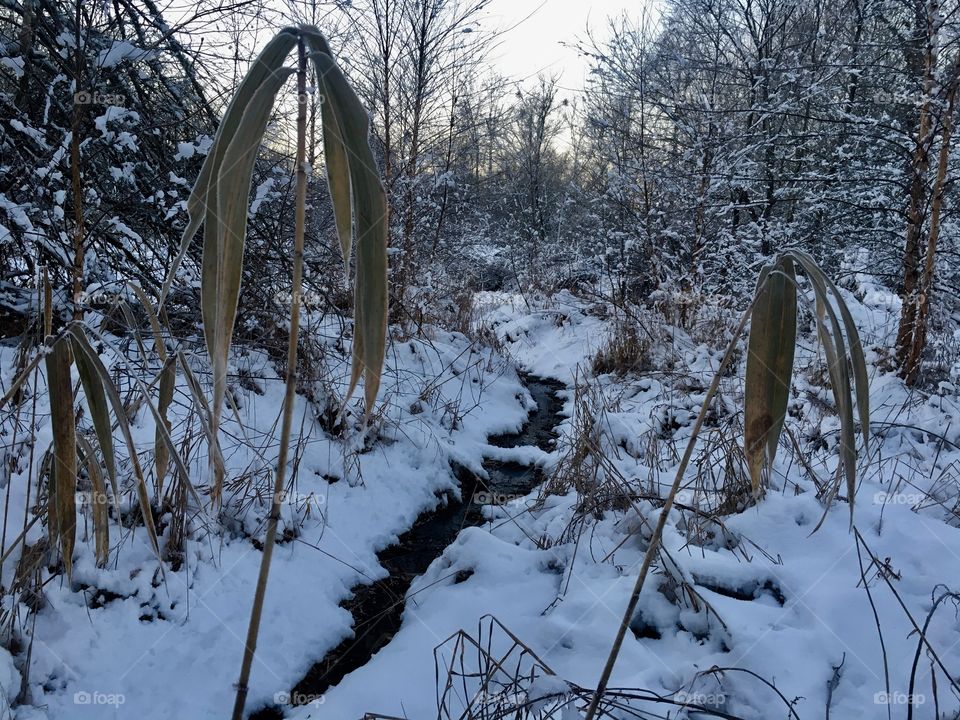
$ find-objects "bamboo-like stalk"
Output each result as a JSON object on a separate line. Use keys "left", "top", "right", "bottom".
{"left": 582, "top": 299, "right": 756, "bottom": 720}
{"left": 231, "top": 38, "right": 308, "bottom": 720}
{"left": 584, "top": 252, "right": 869, "bottom": 717}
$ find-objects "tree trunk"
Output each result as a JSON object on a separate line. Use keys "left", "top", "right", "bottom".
{"left": 902, "top": 54, "right": 960, "bottom": 383}
{"left": 895, "top": 0, "right": 938, "bottom": 374}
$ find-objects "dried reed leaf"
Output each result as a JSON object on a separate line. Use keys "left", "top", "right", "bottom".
{"left": 73, "top": 332, "right": 117, "bottom": 498}
{"left": 302, "top": 29, "right": 353, "bottom": 278}
{"left": 77, "top": 434, "right": 109, "bottom": 567}
{"left": 159, "top": 29, "right": 299, "bottom": 311}
{"left": 310, "top": 49, "right": 388, "bottom": 413}
{"left": 154, "top": 354, "right": 177, "bottom": 494}
{"left": 744, "top": 259, "right": 797, "bottom": 491}
{"left": 67, "top": 325, "right": 161, "bottom": 560}
{"left": 786, "top": 252, "right": 858, "bottom": 523}
{"left": 44, "top": 337, "right": 77, "bottom": 577}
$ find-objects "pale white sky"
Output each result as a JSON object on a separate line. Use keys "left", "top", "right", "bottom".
{"left": 479, "top": 0, "right": 653, "bottom": 93}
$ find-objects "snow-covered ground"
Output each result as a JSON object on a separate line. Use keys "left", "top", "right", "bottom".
{"left": 4, "top": 271, "right": 960, "bottom": 719}
{"left": 293, "top": 281, "right": 960, "bottom": 719}
{"left": 0, "top": 316, "right": 532, "bottom": 719}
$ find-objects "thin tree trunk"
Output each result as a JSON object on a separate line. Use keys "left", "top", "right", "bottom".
{"left": 903, "top": 56, "right": 960, "bottom": 383}
{"left": 896, "top": 0, "right": 938, "bottom": 369}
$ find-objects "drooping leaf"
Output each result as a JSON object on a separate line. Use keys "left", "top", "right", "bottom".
{"left": 73, "top": 333, "right": 117, "bottom": 499}
{"left": 176, "top": 351, "right": 226, "bottom": 488}
{"left": 158, "top": 29, "right": 299, "bottom": 312}
{"left": 154, "top": 354, "right": 177, "bottom": 495}
{"left": 77, "top": 434, "right": 110, "bottom": 567}
{"left": 310, "top": 48, "right": 389, "bottom": 413}
{"left": 136, "top": 365, "right": 206, "bottom": 512}
{"left": 66, "top": 324, "right": 161, "bottom": 561}
{"left": 302, "top": 29, "right": 353, "bottom": 278}
{"left": 155, "top": 27, "right": 296, "bottom": 504}
{"left": 44, "top": 337, "right": 77, "bottom": 577}
{"left": 744, "top": 259, "right": 797, "bottom": 491}
{"left": 202, "top": 59, "right": 297, "bottom": 505}
{"left": 787, "top": 252, "right": 858, "bottom": 523}
{"left": 129, "top": 284, "right": 168, "bottom": 361}
{"left": 0, "top": 350, "right": 44, "bottom": 413}
{"left": 115, "top": 299, "right": 151, "bottom": 366}
{"left": 43, "top": 268, "right": 52, "bottom": 336}
{"left": 788, "top": 250, "right": 870, "bottom": 448}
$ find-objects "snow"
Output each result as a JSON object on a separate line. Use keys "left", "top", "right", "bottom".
{"left": 94, "top": 107, "right": 140, "bottom": 151}
{"left": 0, "top": 648, "right": 17, "bottom": 716}
{"left": 174, "top": 142, "right": 196, "bottom": 160}
{"left": 1, "top": 56, "right": 24, "bottom": 79}
{"left": 96, "top": 41, "right": 153, "bottom": 68}
{"left": 474, "top": 290, "right": 608, "bottom": 382}
{"left": 9, "top": 120, "right": 47, "bottom": 147}
{"left": 6, "top": 273, "right": 960, "bottom": 719}
{"left": 284, "top": 284, "right": 960, "bottom": 719}
{"left": 249, "top": 178, "right": 276, "bottom": 219}
{"left": 2, "top": 317, "right": 532, "bottom": 719}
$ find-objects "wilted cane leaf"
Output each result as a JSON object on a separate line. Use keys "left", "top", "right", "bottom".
{"left": 116, "top": 300, "right": 151, "bottom": 366}
{"left": 823, "top": 280, "right": 870, "bottom": 450}
{"left": 77, "top": 434, "right": 109, "bottom": 567}
{"left": 129, "top": 284, "right": 168, "bottom": 361}
{"left": 787, "top": 252, "right": 858, "bottom": 523}
{"left": 176, "top": 351, "right": 225, "bottom": 482}
{"left": 0, "top": 350, "right": 44, "bottom": 413}
{"left": 66, "top": 324, "right": 161, "bottom": 562}
{"left": 154, "top": 355, "right": 177, "bottom": 496}
{"left": 201, "top": 66, "right": 295, "bottom": 504}
{"left": 41, "top": 451, "right": 56, "bottom": 549}
{"left": 158, "top": 28, "right": 299, "bottom": 312}
{"left": 819, "top": 308, "right": 857, "bottom": 524}
{"left": 787, "top": 250, "right": 870, "bottom": 449}
{"left": 136, "top": 370, "right": 206, "bottom": 512}
{"left": 311, "top": 50, "right": 389, "bottom": 414}
{"left": 43, "top": 268, "right": 52, "bottom": 336}
{"left": 744, "top": 259, "right": 797, "bottom": 492}
{"left": 157, "top": 27, "right": 296, "bottom": 505}
{"left": 72, "top": 333, "right": 117, "bottom": 500}
{"left": 301, "top": 29, "right": 353, "bottom": 279}
{"left": 45, "top": 337, "right": 77, "bottom": 578}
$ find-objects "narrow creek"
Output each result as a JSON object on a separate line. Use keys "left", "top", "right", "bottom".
{"left": 250, "top": 374, "right": 565, "bottom": 719}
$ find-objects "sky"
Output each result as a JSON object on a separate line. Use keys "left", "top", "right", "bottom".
{"left": 478, "top": 0, "right": 653, "bottom": 94}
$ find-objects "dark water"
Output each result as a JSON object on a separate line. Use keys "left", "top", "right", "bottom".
{"left": 249, "top": 375, "right": 565, "bottom": 719}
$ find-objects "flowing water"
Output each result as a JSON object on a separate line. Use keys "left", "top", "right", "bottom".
{"left": 250, "top": 375, "right": 565, "bottom": 719}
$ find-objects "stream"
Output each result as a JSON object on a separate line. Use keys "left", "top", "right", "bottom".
{"left": 251, "top": 375, "right": 565, "bottom": 719}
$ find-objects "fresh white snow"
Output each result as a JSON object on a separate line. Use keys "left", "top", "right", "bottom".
{"left": 4, "top": 275, "right": 960, "bottom": 719}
